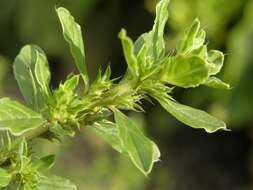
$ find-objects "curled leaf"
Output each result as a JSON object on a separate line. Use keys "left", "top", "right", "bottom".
{"left": 204, "top": 77, "right": 231, "bottom": 90}
{"left": 161, "top": 55, "right": 209, "bottom": 88}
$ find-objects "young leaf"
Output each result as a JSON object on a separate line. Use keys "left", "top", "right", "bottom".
{"left": 119, "top": 29, "right": 139, "bottom": 78}
{"left": 61, "top": 75, "right": 80, "bottom": 93}
{"left": 18, "top": 138, "right": 28, "bottom": 158}
{"left": 151, "top": 0, "right": 170, "bottom": 59}
{"left": 134, "top": 33, "right": 151, "bottom": 56}
{"left": 177, "top": 18, "right": 205, "bottom": 54}
{"left": 0, "top": 98, "right": 45, "bottom": 136}
{"left": 114, "top": 109, "right": 160, "bottom": 176}
{"left": 156, "top": 97, "right": 228, "bottom": 133}
{"left": 204, "top": 77, "right": 230, "bottom": 90}
{"left": 13, "top": 45, "right": 45, "bottom": 111}
{"left": 35, "top": 51, "right": 51, "bottom": 96}
{"left": 207, "top": 50, "right": 224, "bottom": 75}
{"left": 134, "top": 0, "right": 170, "bottom": 60}
{"left": 0, "top": 168, "right": 12, "bottom": 187}
{"left": 49, "top": 123, "right": 75, "bottom": 139}
{"left": 53, "top": 75, "right": 79, "bottom": 106}
{"left": 56, "top": 7, "right": 89, "bottom": 88}
{"left": 161, "top": 55, "right": 209, "bottom": 88}
{"left": 38, "top": 176, "right": 77, "bottom": 190}
{"left": 89, "top": 120, "right": 124, "bottom": 153}
{"left": 34, "top": 155, "right": 55, "bottom": 170}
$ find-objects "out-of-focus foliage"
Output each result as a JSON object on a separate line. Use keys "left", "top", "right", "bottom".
{"left": 0, "top": 56, "right": 8, "bottom": 93}
{"left": 0, "top": 0, "right": 97, "bottom": 55}
{"left": 222, "top": 0, "right": 253, "bottom": 126}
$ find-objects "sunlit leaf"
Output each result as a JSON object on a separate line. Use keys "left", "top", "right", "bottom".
{"left": 56, "top": 7, "right": 89, "bottom": 88}
{"left": 177, "top": 18, "right": 206, "bottom": 54}
{"left": 207, "top": 50, "right": 224, "bottom": 75}
{"left": 114, "top": 109, "right": 160, "bottom": 176}
{"left": 134, "top": 0, "right": 170, "bottom": 60}
{"left": 0, "top": 98, "right": 44, "bottom": 136}
{"left": 119, "top": 29, "right": 139, "bottom": 78}
{"left": 156, "top": 97, "right": 228, "bottom": 133}
{"left": 34, "top": 155, "right": 55, "bottom": 170}
{"left": 161, "top": 55, "right": 209, "bottom": 88}
{"left": 35, "top": 51, "right": 51, "bottom": 96}
{"left": 13, "top": 45, "right": 45, "bottom": 111}
{"left": 204, "top": 77, "right": 230, "bottom": 90}
{"left": 151, "top": 0, "right": 170, "bottom": 59}
{"left": 90, "top": 120, "right": 123, "bottom": 153}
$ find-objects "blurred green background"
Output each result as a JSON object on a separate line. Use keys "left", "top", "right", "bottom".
{"left": 1, "top": 0, "right": 253, "bottom": 189}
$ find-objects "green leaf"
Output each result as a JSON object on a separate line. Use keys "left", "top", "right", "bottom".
{"left": 18, "top": 139, "right": 29, "bottom": 170}
{"left": 56, "top": 7, "right": 89, "bottom": 88}
{"left": 53, "top": 75, "right": 79, "bottom": 106}
{"left": 204, "top": 77, "right": 230, "bottom": 90}
{"left": 207, "top": 50, "right": 224, "bottom": 75}
{"left": 119, "top": 29, "right": 139, "bottom": 78}
{"left": 156, "top": 97, "right": 228, "bottom": 133}
{"left": 35, "top": 51, "right": 51, "bottom": 96}
{"left": 177, "top": 18, "right": 206, "bottom": 54}
{"left": 0, "top": 168, "right": 12, "bottom": 187}
{"left": 134, "top": 0, "right": 170, "bottom": 60}
{"left": 61, "top": 75, "right": 80, "bottom": 93}
{"left": 191, "top": 45, "right": 207, "bottom": 59}
{"left": 0, "top": 98, "right": 44, "bottom": 136}
{"left": 114, "top": 109, "right": 160, "bottom": 176}
{"left": 38, "top": 176, "right": 77, "bottom": 190}
{"left": 89, "top": 120, "right": 124, "bottom": 153}
{"left": 34, "top": 155, "right": 55, "bottom": 170}
{"left": 161, "top": 55, "right": 209, "bottom": 88}
{"left": 134, "top": 33, "right": 151, "bottom": 56}
{"left": 50, "top": 123, "right": 75, "bottom": 139}
{"left": 151, "top": 0, "right": 170, "bottom": 59}
{"left": 89, "top": 67, "right": 112, "bottom": 96}
{"left": 18, "top": 138, "right": 28, "bottom": 158}
{"left": 13, "top": 45, "right": 45, "bottom": 111}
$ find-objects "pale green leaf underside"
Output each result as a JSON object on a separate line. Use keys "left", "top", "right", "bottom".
{"left": 56, "top": 7, "right": 89, "bottom": 86}
{"left": 38, "top": 176, "right": 77, "bottom": 190}
{"left": 156, "top": 97, "right": 228, "bottom": 133}
{"left": 0, "top": 168, "right": 12, "bottom": 187}
{"left": 114, "top": 109, "right": 160, "bottom": 176}
{"left": 0, "top": 98, "right": 44, "bottom": 136}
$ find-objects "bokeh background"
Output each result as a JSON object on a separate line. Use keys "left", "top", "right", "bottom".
{"left": 1, "top": 0, "right": 253, "bottom": 189}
